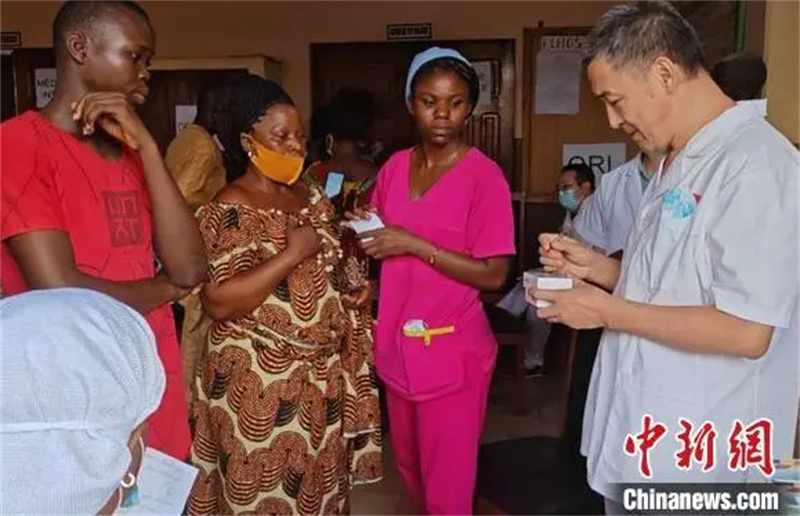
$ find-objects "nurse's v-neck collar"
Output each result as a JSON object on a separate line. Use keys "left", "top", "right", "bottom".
{"left": 405, "top": 146, "right": 475, "bottom": 203}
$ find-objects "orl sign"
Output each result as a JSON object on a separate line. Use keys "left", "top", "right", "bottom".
{"left": 563, "top": 143, "right": 627, "bottom": 182}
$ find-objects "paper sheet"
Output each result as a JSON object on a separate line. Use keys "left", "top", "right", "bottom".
{"left": 534, "top": 50, "right": 582, "bottom": 115}
{"left": 175, "top": 105, "right": 197, "bottom": 135}
{"left": 325, "top": 172, "right": 345, "bottom": 198}
{"left": 116, "top": 448, "right": 199, "bottom": 516}
{"left": 34, "top": 68, "right": 57, "bottom": 109}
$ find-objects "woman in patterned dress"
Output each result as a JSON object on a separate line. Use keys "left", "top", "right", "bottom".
{"left": 187, "top": 75, "right": 382, "bottom": 516}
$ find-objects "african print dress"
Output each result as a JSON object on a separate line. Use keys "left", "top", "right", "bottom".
{"left": 187, "top": 185, "right": 383, "bottom": 516}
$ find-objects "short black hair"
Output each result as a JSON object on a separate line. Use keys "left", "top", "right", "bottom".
{"left": 311, "top": 88, "right": 375, "bottom": 143}
{"left": 215, "top": 74, "right": 295, "bottom": 181}
{"left": 410, "top": 57, "right": 480, "bottom": 109}
{"left": 52, "top": 1, "right": 151, "bottom": 61}
{"left": 561, "top": 163, "right": 596, "bottom": 192}
{"left": 711, "top": 52, "right": 767, "bottom": 101}
{"left": 584, "top": 1, "right": 706, "bottom": 76}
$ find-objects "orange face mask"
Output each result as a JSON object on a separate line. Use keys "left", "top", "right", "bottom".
{"left": 247, "top": 138, "right": 305, "bottom": 185}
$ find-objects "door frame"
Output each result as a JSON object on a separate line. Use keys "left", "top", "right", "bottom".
{"left": 149, "top": 55, "right": 280, "bottom": 81}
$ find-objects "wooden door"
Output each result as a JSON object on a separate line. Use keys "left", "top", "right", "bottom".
{"left": 522, "top": 27, "right": 635, "bottom": 202}
{"left": 10, "top": 48, "right": 56, "bottom": 115}
{"left": 311, "top": 40, "right": 516, "bottom": 182}
{"left": 1, "top": 53, "right": 16, "bottom": 121}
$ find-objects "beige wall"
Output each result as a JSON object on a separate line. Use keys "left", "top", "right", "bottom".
{"left": 1, "top": 1, "right": 619, "bottom": 137}
{"left": 763, "top": 0, "right": 800, "bottom": 144}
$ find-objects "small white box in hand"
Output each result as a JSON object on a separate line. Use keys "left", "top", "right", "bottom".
{"left": 346, "top": 212, "right": 385, "bottom": 243}
{"left": 523, "top": 271, "right": 573, "bottom": 308}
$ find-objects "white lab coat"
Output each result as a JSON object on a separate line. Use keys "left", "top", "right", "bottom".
{"left": 582, "top": 103, "right": 800, "bottom": 500}
{"left": 574, "top": 156, "right": 648, "bottom": 255}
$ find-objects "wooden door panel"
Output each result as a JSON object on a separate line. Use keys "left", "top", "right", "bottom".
{"left": 11, "top": 48, "right": 56, "bottom": 115}
{"left": 1, "top": 54, "right": 16, "bottom": 121}
{"left": 522, "top": 27, "right": 635, "bottom": 203}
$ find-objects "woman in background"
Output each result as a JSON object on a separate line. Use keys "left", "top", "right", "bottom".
{"left": 164, "top": 81, "right": 233, "bottom": 409}
{"left": 187, "top": 75, "right": 381, "bottom": 516}
{"left": 0, "top": 288, "right": 165, "bottom": 515}
{"left": 351, "top": 47, "right": 515, "bottom": 514}
{"left": 307, "top": 89, "right": 380, "bottom": 296}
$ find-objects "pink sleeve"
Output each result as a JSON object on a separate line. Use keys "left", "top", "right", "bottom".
{"left": 467, "top": 167, "right": 516, "bottom": 259}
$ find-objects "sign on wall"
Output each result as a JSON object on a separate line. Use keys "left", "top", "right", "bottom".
{"left": 386, "top": 23, "right": 432, "bottom": 40}
{"left": 1, "top": 31, "right": 22, "bottom": 49}
{"left": 563, "top": 143, "right": 627, "bottom": 183}
{"left": 535, "top": 35, "right": 586, "bottom": 115}
{"left": 34, "top": 68, "right": 57, "bottom": 108}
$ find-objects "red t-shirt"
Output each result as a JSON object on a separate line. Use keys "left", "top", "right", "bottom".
{"left": 0, "top": 111, "right": 190, "bottom": 459}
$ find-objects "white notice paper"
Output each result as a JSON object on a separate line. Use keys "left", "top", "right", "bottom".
{"left": 534, "top": 36, "right": 584, "bottom": 115}
{"left": 34, "top": 68, "right": 57, "bottom": 109}
{"left": 175, "top": 105, "right": 197, "bottom": 135}
{"left": 116, "top": 447, "right": 199, "bottom": 516}
{"left": 472, "top": 61, "right": 494, "bottom": 109}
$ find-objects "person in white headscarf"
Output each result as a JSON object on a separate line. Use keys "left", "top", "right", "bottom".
{"left": 0, "top": 288, "right": 166, "bottom": 515}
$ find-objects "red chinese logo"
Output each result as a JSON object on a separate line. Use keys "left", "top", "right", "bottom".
{"left": 624, "top": 414, "right": 668, "bottom": 478}
{"left": 728, "top": 418, "right": 774, "bottom": 477}
{"left": 103, "top": 190, "right": 144, "bottom": 247}
{"left": 675, "top": 419, "right": 717, "bottom": 472}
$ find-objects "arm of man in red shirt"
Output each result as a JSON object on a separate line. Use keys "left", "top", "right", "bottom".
{"left": 8, "top": 231, "right": 189, "bottom": 313}
{"left": 73, "top": 92, "right": 207, "bottom": 288}
{"left": 3, "top": 94, "right": 206, "bottom": 314}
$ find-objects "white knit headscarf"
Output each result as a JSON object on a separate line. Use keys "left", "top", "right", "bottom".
{"left": 0, "top": 289, "right": 166, "bottom": 515}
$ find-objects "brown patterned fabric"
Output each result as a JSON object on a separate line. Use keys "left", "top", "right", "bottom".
{"left": 187, "top": 186, "right": 383, "bottom": 515}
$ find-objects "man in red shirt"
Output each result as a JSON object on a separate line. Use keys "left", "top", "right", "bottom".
{"left": 0, "top": 0, "right": 207, "bottom": 460}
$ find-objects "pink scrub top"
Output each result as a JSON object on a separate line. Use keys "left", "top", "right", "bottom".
{"left": 371, "top": 148, "right": 516, "bottom": 401}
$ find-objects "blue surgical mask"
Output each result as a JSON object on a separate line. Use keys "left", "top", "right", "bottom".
{"left": 558, "top": 189, "right": 580, "bottom": 212}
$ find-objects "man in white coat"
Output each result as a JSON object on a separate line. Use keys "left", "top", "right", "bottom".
{"left": 531, "top": 2, "right": 799, "bottom": 514}
{"left": 574, "top": 151, "right": 660, "bottom": 259}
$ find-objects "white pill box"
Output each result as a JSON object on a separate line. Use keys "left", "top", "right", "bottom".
{"left": 523, "top": 271, "right": 573, "bottom": 308}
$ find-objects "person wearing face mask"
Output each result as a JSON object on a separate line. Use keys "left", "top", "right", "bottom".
{"left": 556, "top": 163, "right": 596, "bottom": 237}
{"left": 494, "top": 163, "right": 595, "bottom": 378}
{"left": 307, "top": 88, "right": 377, "bottom": 214}
{"left": 0, "top": 288, "right": 165, "bottom": 515}
{"left": 574, "top": 150, "right": 662, "bottom": 260}
{"left": 306, "top": 90, "right": 379, "bottom": 290}
{"left": 186, "top": 75, "right": 382, "bottom": 516}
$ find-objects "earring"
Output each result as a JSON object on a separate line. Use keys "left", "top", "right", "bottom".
{"left": 121, "top": 473, "right": 136, "bottom": 489}
{"left": 119, "top": 473, "right": 140, "bottom": 508}
{"left": 247, "top": 149, "right": 254, "bottom": 158}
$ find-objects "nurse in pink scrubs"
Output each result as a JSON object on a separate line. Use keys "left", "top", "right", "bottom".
{"left": 355, "top": 47, "right": 515, "bottom": 515}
